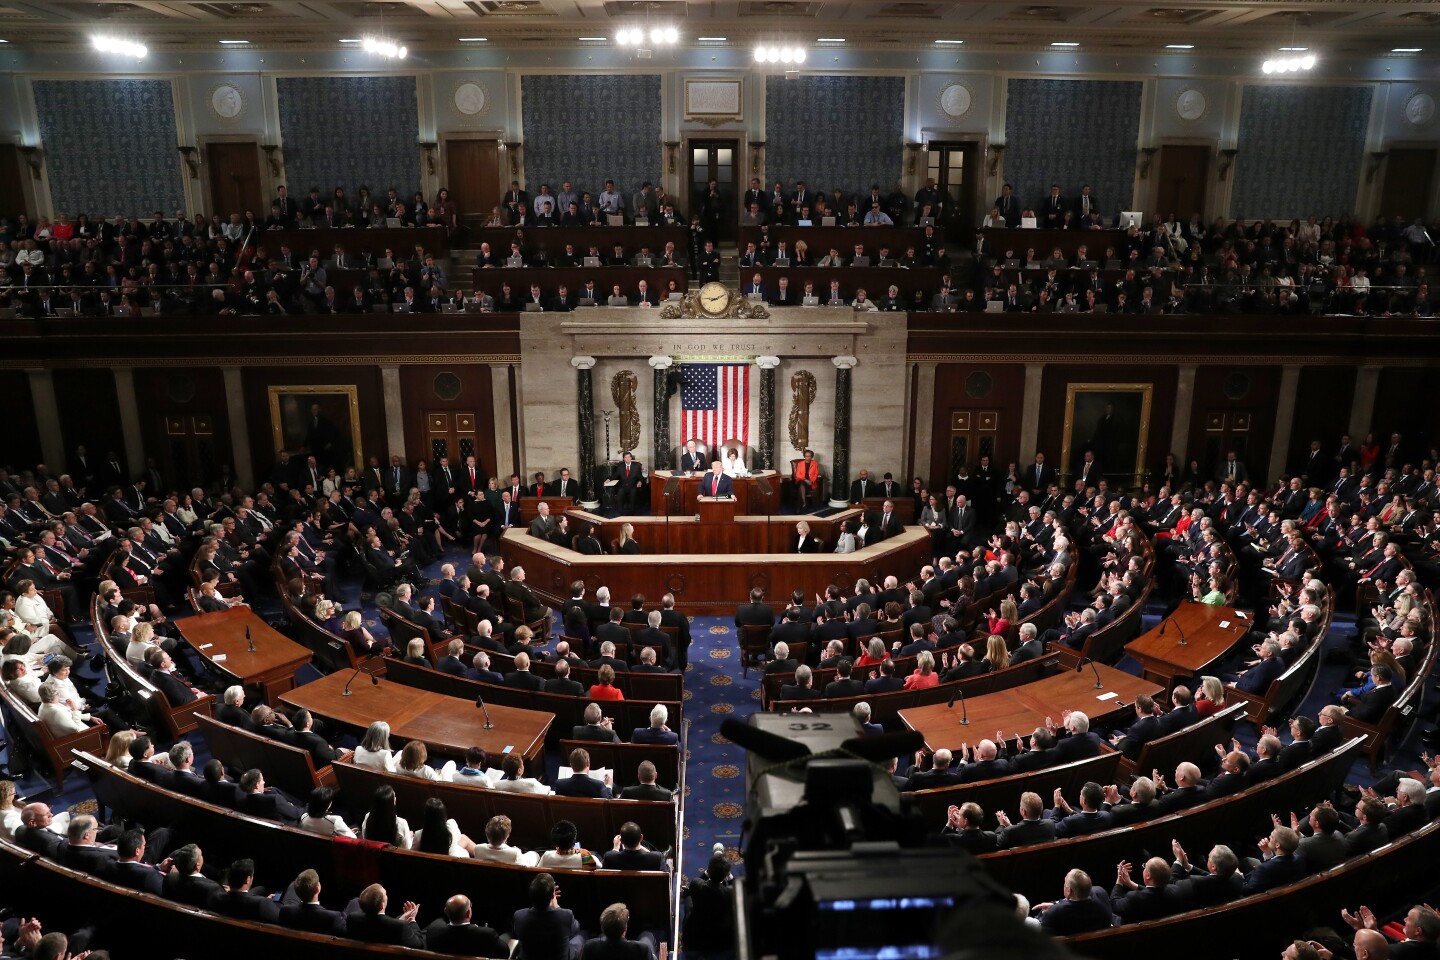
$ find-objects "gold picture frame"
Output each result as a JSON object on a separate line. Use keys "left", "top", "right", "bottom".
{"left": 267, "top": 384, "right": 363, "bottom": 470}
{"left": 1060, "top": 382, "right": 1153, "bottom": 490}
{"left": 684, "top": 78, "right": 743, "bottom": 119}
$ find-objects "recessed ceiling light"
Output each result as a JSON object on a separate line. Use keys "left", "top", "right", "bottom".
{"left": 816, "top": 38, "right": 846, "bottom": 43}
{"left": 934, "top": 39, "right": 964, "bottom": 44}
{"left": 458, "top": 37, "right": 488, "bottom": 42}
{"left": 1278, "top": 46, "right": 1307, "bottom": 51}
{"left": 577, "top": 37, "right": 607, "bottom": 41}
{"left": 1392, "top": 47, "right": 1422, "bottom": 52}
{"left": 339, "top": 38, "right": 361, "bottom": 43}
{"left": 697, "top": 36, "right": 727, "bottom": 41}
{"left": 217, "top": 39, "right": 250, "bottom": 45}
{"left": 1166, "top": 44, "right": 1194, "bottom": 49}
{"left": 1051, "top": 41, "right": 1079, "bottom": 47}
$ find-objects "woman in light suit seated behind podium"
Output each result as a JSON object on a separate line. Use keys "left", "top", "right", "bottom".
{"left": 834, "top": 519, "right": 858, "bottom": 555}
{"left": 723, "top": 448, "right": 749, "bottom": 477}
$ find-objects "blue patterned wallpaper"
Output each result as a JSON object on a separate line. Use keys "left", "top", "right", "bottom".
{"left": 33, "top": 80, "right": 185, "bottom": 216}
{"left": 520, "top": 75, "right": 662, "bottom": 197}
{"left": 1003, "top": 79, "right": 1143, "bottom": 217}
{"left": 1231, "top": 84, "right": 1372, "bottom": 219}
{"left": 766, "top": 76, "right": 905, "bottom": 197}
{"left": 277, "top": 76, "right": 421, "bottom": 197}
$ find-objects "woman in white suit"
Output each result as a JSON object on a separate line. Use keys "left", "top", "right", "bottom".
{"left": 723, "top": 448, "right": 749, "bottom": 477}
{"left": 833, "top": 519, "right": 858, "bottom": 554}
{"left": 10, "top": 581, "right": 77, "bottom": 660}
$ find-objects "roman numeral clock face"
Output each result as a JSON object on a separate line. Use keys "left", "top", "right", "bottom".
{"left": 699, "top": 282, "right": 731, "bottom": 316}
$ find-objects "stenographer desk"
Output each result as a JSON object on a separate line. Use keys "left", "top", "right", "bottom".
{"left": 1125, "top": 601, "right": 1251, "bottom": 687}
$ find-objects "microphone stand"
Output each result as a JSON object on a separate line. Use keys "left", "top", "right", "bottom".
{"left": 1159, "top": 615, "right": 1188, "bottom": 646}
{"left": 342, "top": 650, "right": 384, "bottom": 697}
{"left": 1075, "top": 656, "right": 1103, "bottom": 689}
{"left": 947, "top": 685, "right": 969, "bottom": 725}
{"left": 245, "top": 624, "right": 255, "bottom": 654}
{"left": 475, "top": 693, "right": 494, "bottom": 729}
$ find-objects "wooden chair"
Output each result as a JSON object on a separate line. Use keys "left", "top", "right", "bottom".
{"left": 788, "top": 458, "right": 826, "bottom": 509}
{"left": 196, "top": 713, "right": 334, "bottom": 797}
{"left": 741, "top": 623, "right": 772, "bottom": 677}
{"left": 0, "top": 681, "right": 104, "bottom": 790}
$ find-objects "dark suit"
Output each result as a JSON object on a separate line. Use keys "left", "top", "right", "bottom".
{"left": 1038, "top": 890, "right": 1114, "bottom": 935}
{"left": 209, "top": 888, "right": 281, "bottom": 923}
{"left": 996, "top": 818, "right": 1056, "bottom": 849}
{"left": 513, "top": 904, "right": 584, "bottom": 960}
{"left": 1351, "top": 683, "right": 1399, "bottom": 723}
{"left": 555, "top": 773, "right": 612, "bottom": 799}
{"left": 347, "top": 910, "right": 425, "bottom": 948}
{"left": 505, "top": 669, "right": 546, "bottom": 692}
{"left": 699, "top": 472, "right": 733, "bottom": 498}
{"left": 602, "top": 847, "right": 668, "bottom": 871}
{"left": 280, "top": 901, "right": 348, "bottom": 936}
{"left": 424, "top": 919, "right": 509, "bottom": 957}
{"left": 107, "top": 859, "right": 164, "bottom": 895}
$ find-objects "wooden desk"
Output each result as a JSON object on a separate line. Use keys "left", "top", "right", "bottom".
{"left": 649, "top": 469, "right": 780, "bottom": 516}
{"left": 1125, "top": 601, "right": 1250, "bottom": 687}
{"left": 178, "top": 608, "right": 312, "bottom": 703}
{"left": 279, "top": 668, "right": 551, "bottom": 764}
{"left": 470, "top": 266, "right": 688, "bottom": 302}
{"left": 981, "top": 228, "right": 1126, "bottom": 259}
{"left": 501, "top": 524, "right": 930, "bottom": 615}
{"left": 569, "top": 508, "right": 861, "bottom": 556}
{"left": 260, "top": 226, "right": 449, "bottom": 259}
{"left": 518, "top": 496, "right": 575, "bottom": 523}
{"left": 472, "top": 225, "right": 688, "bottom": 258}
{"left": 898, "top": 665, "right": 1162, "bottom": 753}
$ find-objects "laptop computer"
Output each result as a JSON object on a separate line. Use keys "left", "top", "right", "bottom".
{"left": 1003, "top": 258, "right": 1021, "bottom": 269}
{"left": 821, "top": 216, "right": 836, "bottom": 227}
{"left": 747, "top": 292, "right": 763, "bottom": 302}
{"left": 384, "top": 217, "right": 402, "bottom": 228}
{"left": 371, "top": 304, "right": 390, "bottom": 313}
{"left": 920, "top": 216, "right": 935, "bottom": 227}
{"left": 985, "top": 300, "right": 1004, "bottom": 313}
{"left": 523, "top": 302, "right": 543, "bottom": 312}
{"left": 799, "top": 219, "right": 814, "bottom": 227}
{"left": 506, "top": 256, "right": 524, "bottom": 267}
{"left": 583, "top": 256, "right": 601, "bottom": 268}
{"left": 666, "top": 292, "right": 683, "bottom": 302}
{"left": 633, "top": 218, "right": 649, "bottom": 227}
{"left": 1020, "top": 217, "right": 1038, "bottom": 228}
{"left": 802, "top": 295, "right": 820, "bottom": 307}
{"left": 55, "top": 308, "right": 76, "bottom": 318}
{"left": 464, "top": 301, "right": 488, "bottom": 313}
{"left": 1120, "top": 211, "right": 1144, "bottom": 228}
{"left": 851, "top": 256, "right": 871, "bottom": 267}
{"left": 1091, "top": 304, "right": 1110, "bottom": 313}
{"left": 772, "top": 257, "right": 791, "bottom": 268}
{"left": 635, "top": 256, "right": 652, "bottom": 267}
{"left": 878, "top": 258, "right": 897, "bottom": 267}
{"left": 392, "top": 303, "right": 413, "bottom": 313}
{"left": 578, "top": 298, "right": 597, "bottom": 308}
{"left": 607, "top": 295, "right": 628, "bottom": 306}
{"left": 827, "top": 297, "right": 847, "bottom": 307}
{"left": 376, "top": 257, "right": 394, "bottom": 270}
{"left": 606, "top": 214, "right": 625, "bottom": 227}
{"left": 1078, "top": 259, "right": 1098, "bottom": 269}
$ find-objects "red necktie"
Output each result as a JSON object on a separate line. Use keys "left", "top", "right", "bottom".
{"left": 469, "top": 468, "right": 476, "bottom": 485}
{"left": 711, "top": 477, "right": 718, "bottom": 495}
{"left": 537, "top": 485, "right": 543, "bottom": 497}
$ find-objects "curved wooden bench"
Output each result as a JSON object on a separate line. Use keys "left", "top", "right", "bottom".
{"left": 905, "top": 747, "right": 1125, "bottom": 825}
{"left": 1227, "top": 588, "right": 1333, "bottom": 725}
{"left": 1340, "top": 591, "right": 1438, "bottom": 771}
{"left": 1122, "top": 701, "right": 1249, "bottom": 778}
{"left": 0, "top": 681, "right": 104, "bottom": 790}
{"left": 196, "top": 713, "right": 334, "bottom": 798}
{"left": 327, "top": 755, "right": 677, "bottom": 851}
{"left": 555, "top": 738, "right": 681, "bottom": 788}
{"left": 74, "top": 751, "right": 673, "bottom": 935}
{"left": 92, "top": 597, "right": 212, "bottom": 739}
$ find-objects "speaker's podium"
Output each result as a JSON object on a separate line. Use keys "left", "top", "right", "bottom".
{"left": 697, "top": 496, "right": 737, "bottom": 525}
{"left": 519, "top": 497, "right": 575, "bottom": 522}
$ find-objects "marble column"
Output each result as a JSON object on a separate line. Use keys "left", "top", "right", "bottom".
{"left": 380, "top": 366, "right": 405, "bottom": 457}
{"left": 829, "top": 355, "right": 857, "bottom": 508}
{"left": 755, "top": 356, "right": 780, "bottom": 471}
{"left": 572, "top": 356, "right": 599, "bottom": 509}
{"left": 221, "top": 367, "right": 255, "bottom": 490}
{"left": 1350, "top": 364, "right": 1382, "bottom": 441}
{"left": 1267, "top": 364, "right": 1303, "bottom": 483}
{"left": 490, "top": 363, "right": 516, "bottom": 479}
{"left": 649, "top": 355, "right": 673, "bottom": 470}
{"left": 25, "top": 369, "right": 65, "bottom": 472}
{"left": 1018, "top": 363, "right": 1045, "bottom": 460}
{"left": 909, "top": 362, "right": 937, "bottom": 483}
{"left": 112, "top": 368, "right": 145, "bottom": 484}
{"left": 1171, "top": 364, "right": 1198, "bottom": 461}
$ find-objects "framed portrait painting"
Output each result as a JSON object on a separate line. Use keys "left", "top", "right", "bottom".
{"left": 1060, "top": 383, "right": 1153, "bottom": 489}
{"left": 268, "top": 385, "right": 362, "bottom": 471}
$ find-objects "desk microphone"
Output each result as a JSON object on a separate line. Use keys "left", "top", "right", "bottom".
{"left": 245, "top": 624, "right": 255, "bottom": 654}
{"left": 948, "top": 686, "right": 969, "bottom": 725}
{"left": 475, "top": 693, "right": 494, "bottom": 729}
{"left": 342, "top": 651, "right": 382, "bottom": 697}
{"left": 1158, "top": 616, "right": 1188, "bottom": 646}
{"left": 1075, "top": 655, "right": 1103, "bottom": 689}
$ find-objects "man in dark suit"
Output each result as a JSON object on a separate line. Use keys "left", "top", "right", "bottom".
{"left": 778, "top": 664, "right": 823, "bottom": 702}
{"left": 735, "top": 588, "right": 775, "bottom": 630}
{"left": 1053, "top": 713, "right": 1105, "bottom": 762}
{"left": 1110, "top": 857, "right": 1184, "bottom": 924}
{"left": 106, "top": 830, "right": 164, "bottom": 895}
{"left": 163, "top": 844, "right": 224, "bottom": 908}
{"left": 870, "top": 500, "right": 904, "bottom": 543}
{"left": 612, "top": 453, "right": 646, "bottom": 511}
{"left": 504, "top": 652, "right": 546, "bottom": 691}
{"left": 1037, "top": 870, "right": 1114, "bottom": 935}
{"left": 425, "top": 895, "right": 508, "bottom": 958}
{"left": 1231, "top": 640, "right": 1286, "bottom": 694}
{"left": 346, "top": 883, "right": 424, "bottom": 948}
{"left": 239, "top": 769, "right": 303, "bottom": 823}
{"left": 700, "top": 461, "right": 733, "bottom": 499}
{"left": 864, "top": 659, "right": 905, "bottom": 694}
{"left": 849, "top": 469, "right": 877, "bottom": 504}
{"left": 658, "top": 594, "right": 691, "bottom": 671}
{"left": 994, "top": 183, "right": 1021, "bottom": 227}
{"left": 905, "top": 749, "right": 962, "bottom": 791}
{"left": 1346, "top": 665, "right": 1399, "bottom": 722}
{"left": 994, "top": 792, "right": 1058, "bottom": 849}
{"left": 601, "top": 823, "right": 669, "bottom": 872}
{"left": 1048, "top": 782, "right": 1113, "bottom": 837}
{"left": 620, "top": 761, "right": 674, "bottom": 801}
{"left": 572, "top": 703, "right": 620, "bottom": 742}
{"left": 209, "top": 859, "right": 281, "bottom": 923}
{"left": 544, "top": 660, "right": 586, "bottom": 697}
{"left": 513, "top": 874, "right": 585, "bottom": 960}
{"left": 679, "top": 440, "right": 706, "bottom": 473}
{"left": 1027, "top": 454, "right": 1056, "bottom": 496}
{"left": 279, "top": 869, "right": 348, "bottom": 935}
{"left": 823, "top": 659, "right": 865, "bottom": 698}
{"left": 1110, "top": 695, "right": 1166, "bottom": 761}
{"left": 436, "top": 638, "right": 471, "bottom": 677}
{"left": 1242, "top": 826, "right": 1303, "bottom": 893}
{"left": 554, "top": 748, "right": 613, "bottom": 798}
{"left": 62, "top": 815, "right": 118, "bottom": 874}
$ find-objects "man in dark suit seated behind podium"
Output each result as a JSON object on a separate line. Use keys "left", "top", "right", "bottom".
{"left": 679, "top": 440, "right": 706, "bottom": 473}
{"left": 611, "top": 453, "right": 647, "bottom": 511}
{"left": 735, "top": 588, "right": 775, "bottom": 630}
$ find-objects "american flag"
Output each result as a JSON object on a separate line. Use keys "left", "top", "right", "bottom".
{"left": 681, "top": 363, "right": 750, "bottom": 452}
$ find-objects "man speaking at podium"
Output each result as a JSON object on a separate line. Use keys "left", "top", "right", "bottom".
{"left": 701, "top": 461, "right": 734, "bottom": 499}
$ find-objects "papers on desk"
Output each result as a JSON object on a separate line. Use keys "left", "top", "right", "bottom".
{"left": 199, "top": 643, "right": 214, "bottom": 650}
{"left": 1095, "top": 691, "right": 1118, "bottom": 701}
{"left": 1235, "top": 611, "right": 1248, "bottom": 619}
{"left": 558, "top": 766, "right": 611, "bottom": 781}
{"left": 486, "top": 768, "right": 506, "bottom": 783}
{"left": 213, "top": 653, "right": 228, "bottom": 663}
{"left": 1218, "top": 620, "right": 1231, "bottom": 629}
{"left": 604, "top": 479, "right": 619, "bottom": 487}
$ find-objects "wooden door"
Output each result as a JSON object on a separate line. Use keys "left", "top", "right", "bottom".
{"left": 925, "top": 141, "right": 979, "bottom": 243}
{"left": 443, "top": 140, "right": 500, "bottom": 217}
{"left": 162, "top": 413, "right": 221, "bottom": 489}
{"left": 1199, "top": 410, "right": 1254, "bottom": 480}
{"left": 0, "top": 147, "right": 27, "bottom": 218}
{"left": 689, "top": 139, "right": 738, "bottom": 242}
{"left": 425, "top": 410, "right": 481, "bottom": 477}
{"left": 1379, "top": 148, "right": 1437, "bottom": 221}
{"left": 205, "top": 142, "right": 263, "bottom": 218}
{"left": 936, "top": 409, "right": 1000, "bottom": 492}
{"left": 1156, "top": 145, "right": 1210, "bottom": 221}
